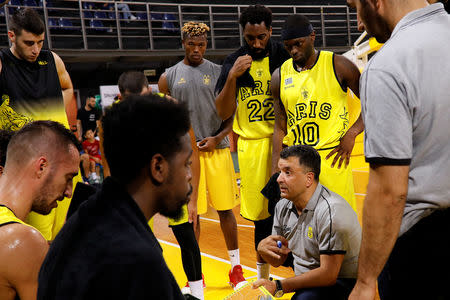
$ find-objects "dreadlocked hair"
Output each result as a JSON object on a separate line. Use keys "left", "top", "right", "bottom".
{"left": 182, "top": 21, "right": 210, "bottom": 39}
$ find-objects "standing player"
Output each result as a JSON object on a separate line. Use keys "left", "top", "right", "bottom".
{"left": 215, "top": 5, "right": 290, "bottom": 281}
{"left": 159, "top": 21, "right": 243, "bottom": 293}
{"left": 0, "top": 8, "right": 79, "bottom": 241}
{"left": 271, "top": 14, "right": 363, "bottom": 209}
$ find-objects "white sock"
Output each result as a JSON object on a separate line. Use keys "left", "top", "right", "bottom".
{"left": 189, "top": 279, "right": 204, "bottom": 300}
{"left": 228, "top": 249, "right": 240, "bottom": 269}
{"left": 256, "top": 262, "right": 270, "bottom": 280}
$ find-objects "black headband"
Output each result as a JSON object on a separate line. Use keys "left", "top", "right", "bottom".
{"left": 281, "top": 24, "right": 313, "bottom": 40}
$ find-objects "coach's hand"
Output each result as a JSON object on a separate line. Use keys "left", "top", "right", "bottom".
{"left": 257, "top": 235, "right": 290, "bottom": 267}
{"left": 197, "top": 136, "right": 218, "bottom": 152}
{"left": 326, "top": 129, "right": 356, "bottom": 169}
{"left": 229, "top": 55, "right": 252, "bottom": 79}
{"left": 252, "top": 279, "right": 276, "bottom": 295}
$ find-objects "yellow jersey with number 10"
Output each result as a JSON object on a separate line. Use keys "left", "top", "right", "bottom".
{"left": 233, "top": 57, "right": 274, "bottom": 139}
{"left": 280, "top": 51, "right": 349, "bottom": 150}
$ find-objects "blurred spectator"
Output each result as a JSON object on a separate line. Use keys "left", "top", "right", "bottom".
{"left": 82, "top": 129, "right": 102, "bottom": 184}
{"left": 76, "top": 94, "right": 101, "bottom": 142}
{"left": 104, "top": 0, "right": 136, "bottom": 20}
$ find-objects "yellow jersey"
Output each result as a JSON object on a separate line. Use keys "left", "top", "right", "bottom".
{"left": 280, "top": 51, "right": 349, "bottom": 150}
{"left": 233, "top": 57, "right": 274, "bottom": 139}
{"left": 0, "top": 205, "right": 40, "bottom": 231}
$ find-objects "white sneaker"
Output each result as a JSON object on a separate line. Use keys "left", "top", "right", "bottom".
{"left": 181, "top": 286, "right": 191, "bottom": 295}
{"left": 130, "top": 15, "right": 137, "bottom": 20}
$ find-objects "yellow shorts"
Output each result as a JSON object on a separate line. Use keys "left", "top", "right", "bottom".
{"left": 26, "top": 172, "right": 83, "bottom": 241}
{"left": 238, "top": 137, "right": 272, "bottom": 221}
{"left": 318, "top": 149, "right": 356, "bottom": 211}
{"left": 169, "top": 147, "right": 239, "bottom": 226}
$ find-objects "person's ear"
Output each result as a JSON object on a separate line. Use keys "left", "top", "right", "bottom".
{"left": 35, "top": 156, "right": 48, "bottom": 179}
{"left": 149, "top": 154, "right": 168, "bottom": 184}
{"left": 306, "top": 172, "right": 315, "bottom": 188}
{"left": 0, "top": 165, "right": 4, "bottom": 175}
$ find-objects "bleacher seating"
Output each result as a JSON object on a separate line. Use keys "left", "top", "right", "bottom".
{"left": 23, "top": 0, "right": 37, "bottom": 6}
{"left": 48, "top": 17, "right": 58, "bottom": 27}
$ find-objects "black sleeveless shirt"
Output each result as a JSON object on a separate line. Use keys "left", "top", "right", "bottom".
{"left": 0, "top": 48, "right": 66, "bottom": 131}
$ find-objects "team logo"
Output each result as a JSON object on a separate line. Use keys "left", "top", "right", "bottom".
{"left": 38, "top": 60, "right": 48, "bottom": 66}
{"left": 177, "top": 77, "right": 186, "bottom": 84}
{"left": 307, "top": 226, "right": 313, "bottom": 239}
{"left": 301, "top": 89, "right": 309, "bottom": 100}
{"left": 284, "top": 77, "right": 293, "bottom": 85}
{"left": 203, "top": 74, "right": 211, "bottom": 85}
{"left": 255, "top": 68, "right": 264, "bottom": 77}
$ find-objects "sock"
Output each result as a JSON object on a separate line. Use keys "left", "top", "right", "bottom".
{"left": 256, "top": 262, "right": 270, "bottom": 280}
{"left": 228, "top": 249, "right": 240, "bottom": 269}
{"left": 189, "top": 279, "right": 204, "bottom": 300}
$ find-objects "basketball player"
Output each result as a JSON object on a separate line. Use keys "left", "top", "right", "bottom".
{"left": 271, "top": 14, "right": 363, "bottom": 210}
{"left": 215, "top": 5, "right": 290, "bottom": 281}
{"left": 38, "top": 95, "right": 191, "bottom": 300}
{"left": 159, "top": 21, "right": 242, "bottom": 294}
{"left": 0, "top": 8, "right": 79, "bottom": 241}
{"left": 0, "top": 121, "right": 80, "bottom": 300}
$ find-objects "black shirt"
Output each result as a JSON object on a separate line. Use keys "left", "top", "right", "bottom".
{"left": 37, "top": 177, "right": 184, "bottom": 300}
{"left": 77, "top": 106, "right": 100, "bottom": 136}
{"left": 0, "top": 48, "right": 64, "bottom": 131}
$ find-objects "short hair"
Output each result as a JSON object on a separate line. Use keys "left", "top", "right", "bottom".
{"left": 280, "top": 145, "right": 321, "bottom": 180}
{"left": 0, "top": 129, "right": 14, "bottom": 167}
{"left": 117, "top": 71, "right": 149, "bottom": 96}
{"left": 182, "top": 21, "right": 210, "bottom": 40}
{"left": 102, "top": 94, "right": 191, "bottom": 185}
{"left": 9, "top": 8, "right": 45, "bottom": 36}
{"left": 6, "top": 120, "right": 80, "bottom": 168}
{"left": 239, "top": 5, "right": 272, "bottom": 29}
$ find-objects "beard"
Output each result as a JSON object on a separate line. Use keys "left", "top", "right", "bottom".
{"left": 244, "top": 40, "right": 271, "bottom": 60}
{"left": 158, "top": 184, "right": 193, "bottom": 221}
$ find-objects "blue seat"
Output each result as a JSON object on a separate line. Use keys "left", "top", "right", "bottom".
{"left": 94, "top": 11, "right": 108, "bottom": 19}
{"left": 48, "top": 18, "right": 58, "bottom": 27}
{"left": 162, "top": 13, "right": 178, "bottom": 32}
{"left": 136, "top": 12, "right": 147, "bottom": 20}
{"left": 82, "top": 1, "right": 94, "bottom": 10}
{"left": 59, "top": 18, "right": 73, "bottom": 29}
{"left": 90, "top": 19, "right": 105, "bottom": 30}
{"left": 83, "top": 10, "right": 93, "bottom": 18}
{"left": 150, "top": 13, "right": 163, "bottom": 20}
{"left": 23, "top": 0, "right": 36, "bottom": 6}
{"left": 10, "top": 0, "right": 21, "bottom": 6}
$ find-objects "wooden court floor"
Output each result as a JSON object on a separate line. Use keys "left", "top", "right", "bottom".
{"left": 153, "top": 151, "right": 380, "bottom": 299}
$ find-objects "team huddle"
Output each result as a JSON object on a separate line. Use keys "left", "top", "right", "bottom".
{"left": 0, "top": 1, "right": 449, "bottom": 300}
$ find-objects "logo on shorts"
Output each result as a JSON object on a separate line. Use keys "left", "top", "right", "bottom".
{"left": 177, "top": 77, "right": 186, "bottom": 84}
{"left": 307, "top": 226, "right": 313, "bottom": 239}
{"left": 203, "top": 74, "right": 211, "bottom": 85}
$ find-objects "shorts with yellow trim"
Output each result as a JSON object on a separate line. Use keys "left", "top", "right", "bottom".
{"left": 238, "top": 137, "right": 272, "bottom": 221}
{"left": 25, "top": 172, "right": 83, "bottom": 241}
{"left": 169, "top": 147, "right": 239, "bottom": 226}
{"left": 318, "top": 148, "right": 356, "bottom": 211}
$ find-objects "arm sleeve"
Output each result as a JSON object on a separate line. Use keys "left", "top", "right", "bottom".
{"left": 360, "top": 68, "right": 412, "bottom": 165}
{"left": 316, "top": 204, "right": 348, "bottom": 255}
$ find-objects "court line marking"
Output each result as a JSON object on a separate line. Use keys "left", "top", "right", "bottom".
{"left": 355, "top": 193, "right": 366, "bottom": 196}
{"left": 158, "top": 239, "right": 284, "bottom": 280}
{"left": 200, "top": 217, "right": 255, "bottom": 228}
